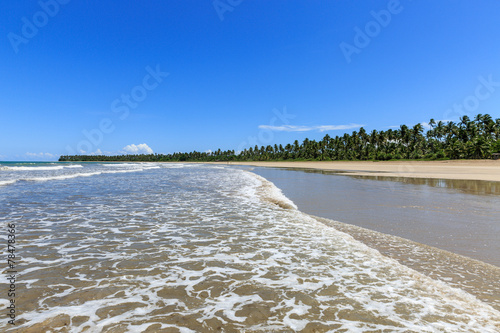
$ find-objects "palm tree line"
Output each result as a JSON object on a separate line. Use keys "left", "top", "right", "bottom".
{"left": 59, "top": 114, "right": 500, "bottom": 162}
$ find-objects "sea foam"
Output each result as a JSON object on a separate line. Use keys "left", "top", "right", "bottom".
{"left": 1, "top": 165, "right": 499, "bottom": 332}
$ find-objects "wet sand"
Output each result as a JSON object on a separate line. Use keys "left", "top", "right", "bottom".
{"left": 217, "top": 160, "right": 500, "bottom": 182}
{"left": 243, "top": 166, "right": 500, "bottom": 310}
{"left": 246, "top": 166, "right": 500, "bottom": 266}
{"left": 218, "top": 161, "right": 500, "bottom": 267}
{"left": 8, "top": 165, "right": 500, "bottom": 331}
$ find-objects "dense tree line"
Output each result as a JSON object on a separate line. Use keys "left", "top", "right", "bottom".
{"left": 60, "top": 114, "right": 500, "bottom": 162}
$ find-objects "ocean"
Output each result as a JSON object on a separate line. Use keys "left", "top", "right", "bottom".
{"left": 0, "top": 162, "right": 499, "bottom": 332}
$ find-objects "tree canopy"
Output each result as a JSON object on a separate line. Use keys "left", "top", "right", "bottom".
{"left": 60, "top": 114, "right": 500, "bottom": 162}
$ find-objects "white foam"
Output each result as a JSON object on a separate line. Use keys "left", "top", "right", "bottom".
{"left": 143, "top": 166, "right": 161, "bottom": 170}
{"left": 162, "top": 164, "right": 188, "bottom": 168}
{"left": 101, "top": 163, "right": 141, "bottom": 167}
{"left": 26, "top": 172, "right": 103, "bottom": 182}
{"left": 5, "top": 165, "right": 500, "bottom": 332}
{"left": 242, "top": 171, "right": 298, "bottom": 210}
{"left": 0, "top": 298, "right": 10, "bottom": 308}
{"left": 0, "top": 179, "right": 17, "bottom": 186}
{"left": 64, "top": 164, "right": 83, "bottom": 168}
{"left": 3, "top": 165, "right": 67, "bottom": 171}
{"left": 0, "top": 167, "right": 155, "bottom": 187}
{"left": 103, "top": 169, "right": 144, "bottom": 174}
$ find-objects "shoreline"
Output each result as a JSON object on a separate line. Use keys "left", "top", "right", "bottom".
{"left": 209, "top": 160, "right": 500, "bottom": 182}
{"left": 311, "top": 213, "right": 500, "bottom": 310}
{"left": 247, "top": 164, "right": 500, "bottom": 308}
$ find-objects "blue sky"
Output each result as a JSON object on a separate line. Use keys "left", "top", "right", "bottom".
{"left": 1, "top": 0, "right": 500, "bottom": 160}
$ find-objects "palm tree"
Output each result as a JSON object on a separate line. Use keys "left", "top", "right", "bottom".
{"left": 61, "top": 112, "right": 500, "bottom": 163}
{"left": 445, "top": 138, "right": 464, "bottom": 159}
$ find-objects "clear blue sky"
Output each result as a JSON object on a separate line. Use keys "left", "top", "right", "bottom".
{"left": 1, "top": 0, "right": 500, "bottom": 160}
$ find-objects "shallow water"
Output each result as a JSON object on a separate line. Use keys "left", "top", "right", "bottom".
{"left": 0, "top": 163, "right": 499, "bottom": 332}
{"left": 250, "top": 167, "right": 500, "bottom": 267}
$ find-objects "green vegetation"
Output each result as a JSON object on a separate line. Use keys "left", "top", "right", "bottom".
{"left": 60, "top": 114, "right": 500, "bottom": 162}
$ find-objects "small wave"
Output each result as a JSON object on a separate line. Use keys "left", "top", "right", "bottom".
{"left": 28, "top": 169, "right": 148, "bottom": 180}
{"left": 162, "top": 164, "right": 188, "bottom": 168}
{"left": 103, "top": 169, "right": 145, "bottom": 174}
{"left": 245, "top": 171, "right": 298, "bottom": 210}
{"left": 4, "top": 166, "right": 65, "bottom": 171}
{"left": 1, "top": 164, "right": 83, "bottom": 171}
{"left": 101, "top": 163, "right": 142, "bottom": 168}
{"left": 0, "top": 179, "right": 17, "bottom": 186}
{"left": 27, "top": 172, "right": 103, "bottom": 182}
{"left": 0, "top": 168, "right": 150, "bottom": 186}
{"left": 4, "top": 166, "right": 500, "bottom": 332}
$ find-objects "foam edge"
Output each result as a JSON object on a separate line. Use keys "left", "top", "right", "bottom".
{"left": 244, "top": 171, "right": 298, "bottom": 210}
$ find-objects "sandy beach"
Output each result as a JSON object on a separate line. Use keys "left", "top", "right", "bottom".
{"left": 215, "top": 160, "right": 500, "bottom": 182}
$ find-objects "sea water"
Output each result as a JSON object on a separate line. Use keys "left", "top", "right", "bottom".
{"left": 249, "top": 167, "right": 500, "bottom": 266}
{"left": 0, "top": 162, "right": 499, "bottom": 332}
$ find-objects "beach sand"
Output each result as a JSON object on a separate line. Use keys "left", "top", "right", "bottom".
{"left": 214, "top": 160, "right": 500, "bottom": 182}
{"left": 230, "top": 162, "right": 500, "bottom": 308}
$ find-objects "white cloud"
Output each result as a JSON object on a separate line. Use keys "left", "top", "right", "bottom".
{"left": 421, "top": 119, "right": 454, "bottom": 130}
{"left": 26, "top": 152, "right": 56, "bottom": 158}
{"left": 421, "top": 122, "right": 431, "bottom": 130}
{"left": 122, "top": 143, "right": 154, "bottom": 155}
{"left": 25, "top": 152, "right": 57, "bottom": 160}
{"left": 87, "top": 149, "right": 105, "bottom": 155}
{"left": 258, "top": 124, "right": 364, "bottom": 132}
